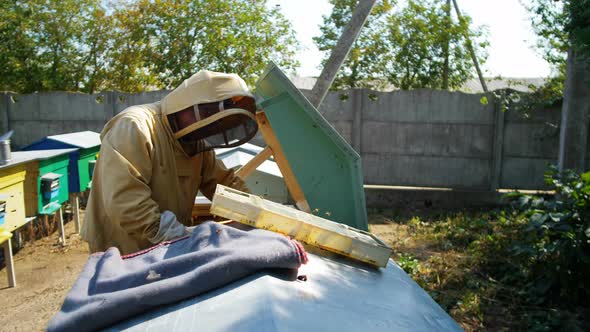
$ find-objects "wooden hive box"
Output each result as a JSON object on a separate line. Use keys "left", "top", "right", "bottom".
{"left": 211, "top": 185, "right": 392, "bottom": 268}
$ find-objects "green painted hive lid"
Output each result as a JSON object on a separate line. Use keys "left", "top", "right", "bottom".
{"left": 253, "top": 62, "right": 368, "bottom": 231}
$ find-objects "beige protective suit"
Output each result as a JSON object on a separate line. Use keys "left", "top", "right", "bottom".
{"left": 81, "top": 71, "right": 251, "bottom": 255}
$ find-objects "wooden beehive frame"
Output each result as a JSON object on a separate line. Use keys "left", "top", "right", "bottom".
{"left": 211, "top": 185, "right": 392, "bottom": 267}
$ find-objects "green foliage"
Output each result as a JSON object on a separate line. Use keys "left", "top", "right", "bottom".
{"left": 526, "top": 0, "right": 590, "bottom": 61}
{"left": 519, "top": 0, "right": 568, "bottom": 112}
{"left": 0, "top": 0, "right": 299, "bottom": 93}
{"left": 313, "top": 0, "right": 393, "bottom": 89}
{"left": 523, "top": 0, "right": 569, "bottom": 68}
{"left": 396, "top": 252, "right": 421, "bottom": 276}
{"left": 381, "top": 0, "right": 488, "bottom": 90}
{"left": 491, "top": 79, "right": 563, "bottom": 117}
{"left": 120, "top": 0, "right": 299, "bottom": 90}
{"left": 567, "top": 0, "right": 590, "bottom": 58}
{"left": 489, "top": 1, "right": 573, "bottom": 117}
{"left": 105, "top": 3, "right": 158, "bottom": 93}
{"left": 0, "top": 1, "right": 37, "bottom": 92}
{"left": 519, "top": 0, "right": 590, "bottom": 111}
{"left": 314, "top": 0, "right": 488, "bottom": 90}
{"left": 80, "top": 7, "right": 115, "bottom": 94}
{"left": 372, "top": 166, "right": 590, "bottom": 329}
{"left": 506, "top": 166, "right": 590, "bottom": 306}
{"left": 0, "top": 0, "right": 108, "bottom": 92}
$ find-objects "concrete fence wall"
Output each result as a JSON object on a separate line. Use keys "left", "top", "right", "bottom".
{"left": 310, "top": 89, "right": 577, "bottom": 191}
{"left": 1, "top": 88, "right": 577, "bottom": 191}
{"left": 0, "top": 91, "right": 171, "bottom": 149}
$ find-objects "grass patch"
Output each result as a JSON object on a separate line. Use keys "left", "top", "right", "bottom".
{"left": 369, "top": 207, "right": 590, "bottom": 332}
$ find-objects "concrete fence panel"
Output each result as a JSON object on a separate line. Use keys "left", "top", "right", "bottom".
{"left": 501, "top": 106, "right": 562, "bottom": 189}
{"left": 356, "top": 89, "right": 495, "bottom": 189}
{"left": 0, "top": 88, "right": 574, "bottom": 192}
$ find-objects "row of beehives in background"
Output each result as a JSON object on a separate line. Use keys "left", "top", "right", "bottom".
{"left": 0, "top": 131, "right": 101, "bottom": 288}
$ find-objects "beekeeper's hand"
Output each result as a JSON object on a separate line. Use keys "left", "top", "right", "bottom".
{"left": 148, "top": 210, "right": 190, "bottom": 244}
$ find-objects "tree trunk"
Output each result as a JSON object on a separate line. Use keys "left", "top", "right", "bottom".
{"left": 558, "top": 48, "right": 590, "bottom": 173}
{"left": 442, "top": 0, "right": 451, "bottom": 90}
{"left": 451, "top": 0, "right": 487, "bottom": 92}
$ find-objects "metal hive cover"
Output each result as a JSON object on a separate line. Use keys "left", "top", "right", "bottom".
{"left": 48, "top": 131, "right": 101, "bottom": 149}
{"left": 254, "top": 62, "right": 368, "bottom": 231}
{"left": 110, "top": 252, "right": 461, "bottom": 331}
{"left": 0, "top": 148, "right": 77, "bottom": 170}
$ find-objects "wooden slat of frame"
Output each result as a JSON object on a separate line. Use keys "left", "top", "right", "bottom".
{"left": 235, "top": 146, "right": 273, "bottom": 178}
{"left": 255, "top": 112, "right": 311, "bottom": 213}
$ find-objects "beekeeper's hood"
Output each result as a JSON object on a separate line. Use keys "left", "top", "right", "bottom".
{"left": 162, "top": 70, "right": 258, "bottom": 157}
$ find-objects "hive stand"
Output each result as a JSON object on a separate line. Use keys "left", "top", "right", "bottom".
{"left": 0, "top": 229, "right": 15, "bottom": 287}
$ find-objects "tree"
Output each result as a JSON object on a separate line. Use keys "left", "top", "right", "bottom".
{"left": 314, "top": 0, "right": 488, "bottom": 90}
{"left": 0, "top": 0, "right": 113, "bottom": 93}
{"left": 111, "top": 0, "right": 299, "bottom": 90}
{"left": 32, "top": 0, "right": 112, "bottom": 92}
{"left": 313, "top": 0, "right": 393, "bottom": 89}
{"left": 381, "top": 0, "right": 488, "bottom": 90}
{"left": 567, "top": 0, "right": 590, "bottom": 58}
{"left": 0, "top": 1, "right": 42, "bottom": 92}
{"left": 0, "top": 0, "right": 299, "bottom": 93}
{"left": 77, "top": 7, "right": 115, "bottom": 93}
{"left": 520, "top": 0, "right": 589, "bottom": 109}
{"left": 524, "top": 0, "right": 590, "bottom": 172}
{"left": 524, "top": 0, "right": 590, "bottom": 68}
{"left": 556, "top": 0, "right": 590, "bottom": 172}
{"left": 103, "top": 2, "right": 160, "bottom": 93}
{"left": 525, "top": 0, "right": 569, "bottom": 69}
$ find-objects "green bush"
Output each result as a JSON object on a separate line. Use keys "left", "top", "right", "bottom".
{"left": 506, "top": 165, "right": 590, "bottom": 306}
{"left": 396, "top": 253, "right": 421, "bottom": 276}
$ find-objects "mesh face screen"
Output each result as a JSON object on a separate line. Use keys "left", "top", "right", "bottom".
{"left": 168, "top": 96, "right": 258, "bottom": 156}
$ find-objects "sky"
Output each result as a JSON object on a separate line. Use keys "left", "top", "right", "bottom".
{"left": 266, "top": 0, "right": 553, "bottom": 79}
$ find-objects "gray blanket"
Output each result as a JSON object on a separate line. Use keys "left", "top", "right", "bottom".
{"left": 47, "top": 221, "right": 307, "bottom": 332}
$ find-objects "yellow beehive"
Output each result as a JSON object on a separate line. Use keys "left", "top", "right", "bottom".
{"left": 0, "top": 164, "right": 27, "bottom": 231}
{"left": 211, "top": 185, "right": 392, "bottom": 268}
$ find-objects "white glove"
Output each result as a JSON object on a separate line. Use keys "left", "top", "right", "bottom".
{"left": 148, "top": 211, "right": 190, "bottom": 244}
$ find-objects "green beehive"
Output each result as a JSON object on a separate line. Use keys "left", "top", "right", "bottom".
{"left": 12, "top": 149, "right": 76, "bottom": 215}
{"left": 254, "top": 63, "right": 369, "bottom": 231}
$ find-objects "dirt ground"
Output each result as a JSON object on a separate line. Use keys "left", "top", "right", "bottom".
{"left": 0, "top": 213, "right": 89, "bottom": 332}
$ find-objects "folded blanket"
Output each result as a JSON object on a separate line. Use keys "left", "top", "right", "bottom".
{"left": 47, "top": 221, "right": 307, "bottom": 332}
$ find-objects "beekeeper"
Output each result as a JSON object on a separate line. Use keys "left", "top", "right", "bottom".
{"left": 81, "top": 71, "right": 258, "bottom": 254}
